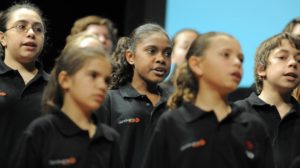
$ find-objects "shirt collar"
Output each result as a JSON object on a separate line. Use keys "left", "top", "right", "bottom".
{"left": 0, "top": 58, "right": 49, "bottom": 81}
{"left": 51, "top": 108, "right": 114, "bottom": 141}
{"left": 181, "top": 102, "right": 243, "bottom": 123}
{"left": 247, "top": 92, "right": 300, "bottom": 116}
{"left": 181, "top": 102, "right": 211, "bottom": 123}
{"left": 119, "top": 83, "right": 169, "bottom": 100}
{"left": 247, "top": 92, "right": 268, "bottom": 106}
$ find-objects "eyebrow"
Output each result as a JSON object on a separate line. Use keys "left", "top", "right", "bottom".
{"left": 13, "top": 19, "right": 43, "bottom": 25}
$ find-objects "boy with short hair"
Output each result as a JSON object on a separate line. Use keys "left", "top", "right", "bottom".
{"left": 235, "top": 32, "right": 300, "bottom": 168}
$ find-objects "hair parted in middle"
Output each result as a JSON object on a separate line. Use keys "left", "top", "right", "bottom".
{"left": 109, "top": 23, "right": 170, "bottom": 89}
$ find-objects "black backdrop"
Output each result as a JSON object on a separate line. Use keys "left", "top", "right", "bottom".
{"left": 1, "top": 0, "right": 166, "bottom": 72}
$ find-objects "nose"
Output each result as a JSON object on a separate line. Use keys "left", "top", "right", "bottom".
{"left": 233, "top": 56, "right": 242, "bottom": 68}
{"left": 288, "top": 56, "right": 298, "bottom": 69}
{"left": 97, "top": 78, "right": 108, "bottom": 91}
{"left": 26, "top": 27, "right": 36, "bottom": 37}
{"left": 156, "top": 52, "right": 169, "bottom": 64}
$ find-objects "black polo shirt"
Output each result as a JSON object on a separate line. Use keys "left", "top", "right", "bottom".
{"left": 0, "top": 58, "right": 48, "bottom": 167}
{"left": 13, "top": 108, "right": 123, "bottom": 168}
{"left": 96, "top": 84, "right": 170, "bottom": 168}
{"left": 235, "top": 92, "right": 300, "bottom": 168}
{"left": 142, "top": 102, "right": 274, "bottom": 168}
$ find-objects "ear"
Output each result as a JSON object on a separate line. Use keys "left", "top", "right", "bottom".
{"left": 58, "top": 71, "right": 72, "bottom": 91}
{"left": 256, "top": 64, "right": 266, "bottom": 79}
{"left": 125, "top": 50, "right": 135, "bottom": 65}
{"left": 0, "top": 31, "right": 7, "bottom": 47}
{"left": 188, "top": 55, "right": 204, "bottom": 77}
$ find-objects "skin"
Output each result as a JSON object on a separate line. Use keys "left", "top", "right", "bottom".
{"left": 258, "top": 39, "right": 300, "bottom": 118}
{"left": 125, "top": 33, "right": 172, "bottom": 105}
{"left": 85, "top": 24, "right": 113, "bottom": 54}
{"left": 0, "top": 8, "right": 44, "bottom": 67}
{"left": 0, "top": 8, "right": 45, "bottom": 84}
{"left": 172, "top": 31, "right": 198, "bottom": 66}
{"left": 60, "top": 57, "right": 111, "bottom": 137}
{"left": 190, "top": 35, "right": 243, "bottom": 121}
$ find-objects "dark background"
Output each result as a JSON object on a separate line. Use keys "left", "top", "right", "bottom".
{"left": 1, "top": 0, "right": 166, "bottom": 72}
{"left": 1, "top": 0, "right": 252, "bottom": 101}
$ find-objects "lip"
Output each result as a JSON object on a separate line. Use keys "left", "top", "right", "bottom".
{"left": 94, "top": 94, "right": 105, "bottom": 103}
{"left": 284, "top": 72, "right": 298, "bottom": 78}
{"left": 231, "top": 71, "right": 242, "bottom": 82}
{"left": 152, "top": 67, "right": 167, "bottom": 76}
{"left": 22, "top": 41, "right": 37, "bottom": 50}
{"left": 283, "top": 72, "right": 298, "bottom": 81}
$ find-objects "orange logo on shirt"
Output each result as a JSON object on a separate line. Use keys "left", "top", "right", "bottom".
{"left": 48, "top": 156, "right": 77, "bottom": 166}
{"left": 118, "top": 117, "right": 141, "bottom": 124}
{"left": 180, "top": 138, "right": 206, "bottom": 151}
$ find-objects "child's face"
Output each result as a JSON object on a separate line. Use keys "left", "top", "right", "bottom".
{"left": 259, "top": 39, "right": 300, "bottom": 92}
{"left": 63, "top": 58, "right": 111, "bottom": 112}
{"left": 199, "top": 36, "right": 243, "bottom": 94}
{"left": 172, "top": 31, "right": 198, "bottom": 66}
{"left": 130, "top": 33, "right": 172, "bottom": 84}
{"left": 0, "top": 8, "right": 45, "bottom": 63}
{"left": 85, "top": 24, "right": 113, "bottom": 54}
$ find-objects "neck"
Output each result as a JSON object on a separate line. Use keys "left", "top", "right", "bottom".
{"left": 195, "top": 83, "right": 231, "bottom": 121}
{"left": 259, "top": 85, "right": 292, "bottom": 106}
{"left": 4, "top": 56, "right": 38, "bottom": 84}
{"left": 259, "top": 85, "right": 293, "bottom": 118}
{"left": 131, "top": 79, "right": 161, "bottom": 106}
{"left": 4, "top": 55, "right": 36, "bottom": 71}
{"left": 131, "top": 79, "right": 159, "bottom": 95}
{"left": 61, "top": 95, "right": 95, "bottom": 133}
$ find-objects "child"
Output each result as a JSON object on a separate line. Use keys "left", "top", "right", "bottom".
{"left": 67, "top": 15, "right": 117, "bottom": 54}
{"left": 160, "top": 28, "right": 199, "bottom": 93}
{"left": 13, "top": 39, "right": 122, "bottom": 168}
{"left": 235, "top": 32, "right": 300, "bottom": 168}
{"left": 0, "top": 3, "right": 48, "bottom": 167}
{"left": 142, "top": 32, "right": 274, "bottom": 168}
{"left": 283, "top": 17, "right": 300, "bottom": 102}
{"left": 97, "top": 23, "right": 172, "bottom": 168}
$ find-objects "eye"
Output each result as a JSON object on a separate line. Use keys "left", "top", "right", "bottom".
{"left": 164, "top": 49, "right": 172, "bottom": 57}
{"left": 146, "top": 48, "right": 156, "bottom": 55}
{"left": 89, "top": 72, "right": 98, "bottom": 79}
{"left": 33, "top": 25, "right": 44, "bottom": 33}
{"left": 16, "top": 23, "right": 27, "bottom": 31}
{"left": 221, "top": 52, "right": 230, "bottom": 58}
{"left": 105, "top": 76, "right": 111, "bottom": 85}
{"left": 277, "top": 55, "right": 287, "bottom": 60}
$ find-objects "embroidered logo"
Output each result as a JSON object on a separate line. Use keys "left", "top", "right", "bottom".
{"left": 245, "top": 140, "right": 255, "bottom": 159}
{"left": 118, "top": 117, "right": 141, "bottom": 125}
{"left": 48, "top": 156, "right": 77, "bottom": 166}
{"left": 180, "top": 138, "right": 206, "bottom": 151}
{"left": 0, "top": 91, "right": 7, "bottom": 96}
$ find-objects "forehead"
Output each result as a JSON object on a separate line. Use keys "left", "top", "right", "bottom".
{"left": 176, "top": 31, "right": 197, "bottom": 41}
{"left": 139, "top": 33, "right": 170, "bottom": 46}
{"left": 7, "top": 8, "right": 42, "bottom": 26}
{"left": 83, "top": 57, "right": 111, "bottom": 72}
{"left": 86, "top": 24, "right": 109, "bottom": 34}
{"left": 270, "top": 39, "right": 297, "bottom": 54}
{"left": 208, "top": 35, "right": 241, "bottom": 50}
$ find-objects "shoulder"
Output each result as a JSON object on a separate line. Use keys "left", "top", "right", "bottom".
{"left": 25, "top": 113, "right": 55, "bottom": 135}
{"left": 99, "top": 123, "right": 119, "bottom": 141}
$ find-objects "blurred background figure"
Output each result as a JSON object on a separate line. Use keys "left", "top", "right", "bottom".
{"left": 283, "top": 17, "right": 300, "bottom": 103}
{"left": 66, "top": 15, "right": 117, "bottom": 54}
{"left": 160, "top": 29, "right": 199, "bottom": 93}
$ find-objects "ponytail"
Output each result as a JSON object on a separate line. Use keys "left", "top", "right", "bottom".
{"left": 41, "top": 65, "right": 63, "bottom": 113}
{"left": 110, "top": 37, "right": 133, "bottom": 89}
{"left": 167, "top": 62, "right": 198, "bottom": 109}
